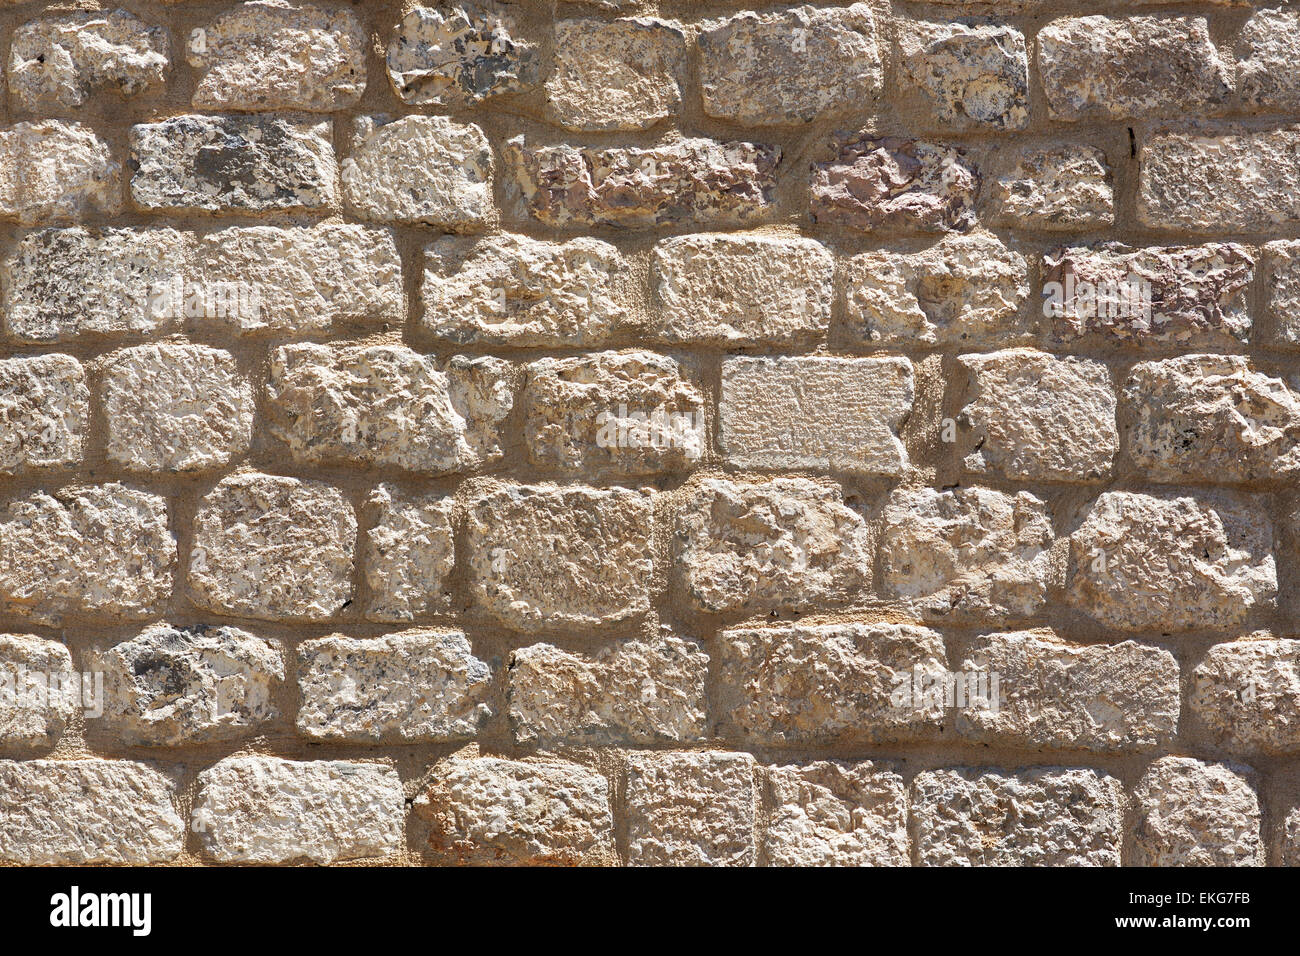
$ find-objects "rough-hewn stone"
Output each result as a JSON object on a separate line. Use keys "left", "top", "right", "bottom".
{"left": 897, "top": 21, "right": 1028, "bottom": 130}
{"left": 1238, "top": 8, "right": 1300, "bottom": 110}
{"left": 0, "top": 121, "right": 120, "bottom": 224}
{"left": 764, "top": 761, "right": 909, "bottom": 867}
{"left": 0, "top": 635, "right": 76, "bottom": 751}
{"left": 989, "top": 145, "right": 1113, "bottom": 230}
{"left": 1260, "top": 240, "right": 1300, "bottom": 348}
{"left": 1191, "top": 638, "right": 1300, "bottom": 754}
{"left": 0, "top": 354, "right": 87, "bottom": 475}
{"left": 625, "top": 751, "right": 755, "bottom": 867}
{"left": 363, "top": 486, "right": 455, "bottom": 623}
{"left": 1132, "top": 757, "right": 1262, "bottom": 866}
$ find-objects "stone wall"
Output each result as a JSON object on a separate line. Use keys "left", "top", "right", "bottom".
{"left": 0, "top": 0, "right": 1296, "bottom": 866}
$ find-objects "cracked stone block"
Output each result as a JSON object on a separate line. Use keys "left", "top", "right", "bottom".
{"left": 764, "top": 761, "right": 909, "bottom": 867}
{"left": 94, "top": 623, "right": 283, "bottom": 746}
{"left": 989, "top": 144, "right": 1113, "bottom": 231}
{"left": 625, "top": 751, "right": 755, "bottom": 867}
{"left": 363, "top": 486, "right": 455, "bottom": 624}
{"left": 674, "top": 477, "right": 870, "bottom": 615}
{"left": 1238, "top": 8, "right": 1300, "bottom": 110}
{"left": 188, "top": 473, "right": 355, "bottom": 622}
{"left": 1191, "top": 638, "right": 1300, "bottom": 754}
{"left": 1132, "top": 757, "right": 1262, "bottom": 866}
{"left": 508, "top": 634, "right": 707, "bottom": 746}
{"left": 897, "top": 21, "right": 1029, "bottom": 130}
{"left": 0, "top": 634, "right": 76, "bottom": 751}
{"left": 0, "top": 354, "right": 87, "bottom": 475}
{"left": 0, "top": 121, "right": 121, "bottom": 224}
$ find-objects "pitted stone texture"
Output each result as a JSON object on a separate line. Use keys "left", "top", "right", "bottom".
{"left": 466, "top": 484, "right": 653, "bottom": 632}
{"left": 1139, "top": 127, "right": 1300, "bottom": 233}
{"left": 8, "top": 9, "right": 168, "bottom": 111}
{"left": 0, "top": 635, "right": 76, "bottom": 750}
{"left": 418, "top": 755, "right": 614, "bottom": 866}
{"left": 958, "top": 349, "right": 1117, "bottom": 482}
{"left": 720, "top": 355, "right": 913, "bottom": 475}
{"left": 1261, "top": 240, "right": 1300, "bottom": 348}
{"left": 94, "top": 624, "right": 284, "bottom": 746}
{"left": 100, "top": 344, "right": 253, "bottom": 474}
{"left": 897, "top": 21, "right": 1028, "bottom": 130}
{"left": 1191, "top": 638, "right": 1300, "bottom": 754}
{"left": 508, "top": 635, "right": 707, "bottom": 746}
{"left": 878, "top": 487, "right": 1052, "bottom": 624}
{"left": 0, "top": 354, "right": 87, "bottom": 475}
{"left": 674, "top": 478, "right": 870, "bottom": 615}
{"left": 193, "top": 756, "right": 404, "bottom": 865}
{"left": 1039, "top": 16, "right": 1230, "bottom": 121}
{"left": 188, "top": 1, "right": 365, "bottom": 111}
{"left": 189, "top": 474, "right": 355, "bottom": 622}
{"left": 0, "top": 759, "right": 183, "bottom": 864}
{"left": 422, "top": 234, "right": 629, "bottom": 347}
{"left": 0, "top": 484, "right": 174, "bottom": 625}
{"left": 343, "top": 115, "right": 491, "bottom": 229}
{"left": 957, "top": 632, "right": 1179, "bottom": 753}
{"left": 1238, "top": 9, "right": 1300, "bottom": 110}
{"left": 843, "top": 232, "right": 1029, "bottom": 347}
{"left": 267, "top": 345, "right": 512, "bottom": 474}
{"left": 1043, "top": 243, "right": 1253, "bottom": 348}
{"left": 1123, "top": 354, "right": 1300, "bottom": 484}
{"left": 912, "top": 767, "right": 1123, "bottom": 866}
{"left": 130, "top": 114, "right": 337, "bottom": 214}
{"left": 1067, "top": 491, "right": 1276, "bottom": 632}
{"left": 1132, "top": 757, "right": 1262, "bottom": 867}
{"left": 2, "top": 227, "right": 188, "bottom": 343}
{"left": 650, "top": 232, "right": 833, "bottom": 346}
{"left": 716, "top": 623, "right": 948, "bottom": 745}
{"left": 387, "top": 3, "right": 540, "bottom": 108}
{"left": 363, "top": 486, "right": 455, "bottom": 624}
{"left": 0, "top": 121, "right": 120, "bottom": 224}
{"left": 297, "top": 630, "right": 491, "bottom": 743}
{"left": 1282, "top": 808, "right": 1300, "bottom": 866}
{"left": 523, "top": 351, "right": 704, "bottom": 474}
{"left": 989, "top": 145, "right": 1113, "bottom": 231}
{"left": 811, "top": 135, "right": 978, "bottom": 234}
{"left": 764, "top": 761, "right": 909, "bottom": 867}
{"left": 506, "top": 136, "right": 780, "bottom": 229}
{"left": 196, "top": 224, "right": 403, "bottom": 336}
{"left": 625, "top": 751, "right": 756, "bottom": 867}
{"left": 698, "top": 4, "right": 882, "bottom": 125}
{"left": 547, "top": 18, "right": 685, "bottom": 131}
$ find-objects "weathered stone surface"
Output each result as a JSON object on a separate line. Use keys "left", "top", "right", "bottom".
{"left": 547, "top": 18, "right": 684, "bottom": 131}
{"left": 523, "top": 351, "right": 704, "bottom": 474}
{"left": 843, "top": 232, "right": 1030, "bottom": 346}
{"left": 466, "top": 484, "right": 653, "bottom": 631}
{"left": 1138, "top": 127, "right": 1300, "bottom": 233}
{"left": 1, "top": 227, "right": 188, "bottom": 342}
{"left": 698, "top": 4, "right": 882, "bottom": 125}
{"left": 989, "top": 145, "right": 1113, "bottom": 230}
{"left": 1123, "top": 354, "right": 1300, "bottom": 484}
{"left": 878, "top": 486, "right": 1052, "bottom": 624}
{"left": 1190, "top": 638, "right": 1300, "bottom": 754}
{"left": 1238, "top": 8, "right": 1300, "bottom": 110}
{"left": 387, "top": 3, "right": 539, "bottom": 107}
{"left": 0, "top": 635, "right": 76, "bottom": 750}
{"left": 764, "top": 761, "right": 909, "bottom": 867}
{"left": 100, "top": 344, "right": 253, "bottom": 474}
{"left": 912, "top": 767, "right": 1123, "bottom": 866}
{"left": 1038, "top": 16, "right": 1231, "bottom": 121}
{"left": 189, "top": 473, "right": 355, "bottom": 622}
{"left": 674, "top": 478, "right": 870, "bottom": 615}
{"left": 193, "top": 756, "right": 404, "bottom": 864}
{"left": 418, "top": 755, "right": 614, "bottom": 865}
{"left": 957, "top": 632, "right": 1179, "bottom": 752}
{"left": 720, "top": 356, "right": 913, "bottom": 475}
{"left": 94, "top": 624, "right": 284, "bottom": 746}
{"left": 363, "top": 486, "right": 455, "bottom": 623}
{"left": 0, "top": 121, "right": 120, "bottom": 224}
{"left": 189, "top": 0, "right": 366, "bottom": 110}
{"left": 130, "top": 114, "right": 337, "bottom": 213}
{"left": 1067, "top": 491, "right": 1276, "bottom": 632}
{"left": 650, "top": 232, "right": 833, "bottom": 346}
{"left": 506, "top": 136, "right": 780, "bottom": 229}
{"left": 508, "top": 634, "right": 707, "bottom": 746}
{"left": 0, "top": 759, "right": 183, "bottom": 864}
{"left": 1284, "top": 808, "right": 1300, "bottom": 866}
{"left": 1043, "top": 242, "right": 1253, "bottom": 347}
{"left": 897, "top": 21, "right": 1028, "bottom": 130}
{"left": 342, "top": 115, "right": 491, "bottom": 229}
{"left": 0, "top": 354, "right": 87, "bottom": 475}
{"left": 1261, "top": 240, "right": 1300, "bottom": 348}
{"left": 1132, "top": 757, "right": 1262, "bottom": 866}
{"left": 298, "top": 630, "right": 491, "bottom": 743}
{"left": 716, "top": 623, "right": 948, "bottom": 744}
{"left": 625, "top": 751, "right": 755, "bottom": 867}
{"left": 422, "top": 233, "right": 629, "bottom": 347}
{"left": 958, "top": 349, "right": 1117, "bottom": 482}
{"left": 8, "top": 9, "right": 168, "bottom": 110}
{"left": 0, "top": 484, "right": 174, "bottom": 624}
